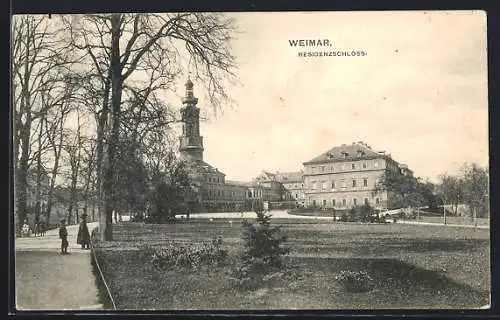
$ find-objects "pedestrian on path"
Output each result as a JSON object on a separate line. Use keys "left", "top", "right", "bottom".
{"left": 59, "top": 219, "right": 69, "bottom": 254}
{"left": 77, "top": 213, "right": 91, "bottom": 250}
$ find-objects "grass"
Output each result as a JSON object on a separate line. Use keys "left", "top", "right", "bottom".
{"left": 411, "top": 215, "right": 489, "bottom": 226}
{"left": 92, "top": 218, "right": 490, "bottom": 310}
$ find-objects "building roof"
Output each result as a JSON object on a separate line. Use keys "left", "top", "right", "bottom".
{"left": 225, "top": 180, "right": 253, "bottom": 187}
{"left": 260, "top": 171, "right": 277, "bottom": 181}
{"left": 187, "top": 159, "right": 225, "bottom": 176}
{"left": 303, "top": 141, "right": 391, "bottom": 165}
{"left": 275, "top": 171, "right": 304, "bottom": 183}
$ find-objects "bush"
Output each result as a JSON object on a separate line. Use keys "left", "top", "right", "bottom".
{"left": 347, "top": 205, "right": 376, "bottom": 222}
{"left": 148, "top": 236, "right": 227, "bottom": 271}
{"left": 231, "top": 203, "right": 291, "bottom": 289}
{"left": 335, "top": 270, "right": 375, "bottom": 293}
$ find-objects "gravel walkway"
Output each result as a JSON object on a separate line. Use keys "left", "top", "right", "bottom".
{"left": 15, "top": 222, "right": 102, "bottom": 310}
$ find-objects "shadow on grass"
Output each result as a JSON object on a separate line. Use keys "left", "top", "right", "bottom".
{"left": 91, "top": 246, "right": 489, "bottom": 309}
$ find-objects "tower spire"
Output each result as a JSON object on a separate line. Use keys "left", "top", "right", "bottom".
{"left": 183, "top": 75, "right": 198, "bottom": 105}
{"left": 179, "top": 77, "right": 203, "bottom": 161}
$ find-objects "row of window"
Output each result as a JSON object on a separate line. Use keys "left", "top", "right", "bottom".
{"left": 285, "top": 183, "right": 305, "bottom": 189}
{"left": 309, "top": 160, "right": 381, "bottom": 174}
{"left": 207, "top": 176, "right": 224, "bottom": 184}
{"left": 204, "top": 189, "right": 245, "bottom": 198}
{"left": 311, "top": 178, "right": 378, "bottom": 190}
{"left": 312, "top": 197, "right": 381, "bottom": 207}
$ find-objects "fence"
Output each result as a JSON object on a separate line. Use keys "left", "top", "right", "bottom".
{"left": 90, "top": 228, "right": 117, "bottom": 310}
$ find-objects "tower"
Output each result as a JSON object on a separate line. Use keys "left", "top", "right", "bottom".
{"left": 179, "top": 78, "right": 204, "bottom": 162}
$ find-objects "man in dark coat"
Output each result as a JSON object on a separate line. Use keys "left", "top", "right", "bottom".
{"left": 77, "top": 214, "right": 91, "bottom": 249}
{"left": 59, "top": 219, "right": 68, "bottom": 254}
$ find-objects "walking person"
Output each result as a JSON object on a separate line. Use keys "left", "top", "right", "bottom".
{"left": 59, "top": 219, "right": 69, "bottom": 254}
{"left": 39, "top": 216, "right": 46, "bottom": 236}
{"left": 77, "top": 213, "right": 91, "bottom": 250}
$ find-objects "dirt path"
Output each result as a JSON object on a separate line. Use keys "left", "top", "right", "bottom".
{"left": 15, "top": 222, "right": 102, "bottom": 310}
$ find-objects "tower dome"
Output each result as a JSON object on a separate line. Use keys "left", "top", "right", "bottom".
{"left": 182, "top": 77, "right": 198, "bottom": 105}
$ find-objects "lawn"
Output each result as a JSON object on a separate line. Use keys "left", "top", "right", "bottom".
{"left": 411, "top": 215, "right": 489, "bottom": 226}
{"left": 92, "top": 218, "right": 490, "bottom": 310}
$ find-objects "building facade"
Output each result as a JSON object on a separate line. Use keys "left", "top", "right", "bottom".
{"left": 302, "top": 141, "right": 410, "bottom": 211}
{"left": 179, "top": 79, "right": 250, "bottom": 212}
{"left": 178, "top": 80, "right": 412, "bottom": 213}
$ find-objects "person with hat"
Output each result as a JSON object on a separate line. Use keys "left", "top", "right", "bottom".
{"left": 77, "top": 213, "right": 91, "bottom": 249}
{"left": 59, "top": 219, "right": 69, "bottom": 254}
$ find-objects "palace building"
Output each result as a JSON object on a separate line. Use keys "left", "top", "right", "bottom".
{"left": 178, "top": 79, "right": 412, "bottom": 213}
{"left": 302, "top": 141, "right": 412, "bottom": 211}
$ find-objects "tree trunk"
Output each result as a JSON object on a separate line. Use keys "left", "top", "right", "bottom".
{"left": 34, "top": 118, "right": 44, "bottom": 226}
{"left": 15, "top": 28, "right": 36, "bottom": 230}
{"left": 100, "top": 14, "right": 123, "bottom": 241}
{"left": 45, "top": 119, "right": 64, "bottom": 227}
{"left": 67, "top": 201, "right": 73, "bottom": 225}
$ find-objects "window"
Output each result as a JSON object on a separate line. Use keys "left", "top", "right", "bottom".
{"left": 363, "top": 162, "right": 367, "bottom": 169}
{"left": 351, "top": 163, "right": 356, "bottom": 170}
{"left": 353, "top": 198, "right": 358, "bottom": 206}
{"left": 295, "top": 193, "right": 298, "bottom": 198}
{"left": 313, "top": 200, "right": 317, "bottom": 207}
{"left": 294, "top": 184, "right": 298, "bottom": 188}
{"left": 374, "top": 161, "right": 379, "bottom": 168}
{"left": 341, "top": 180, "right": 346, "bottom": 188}
{"left": 312, "top": 182, "right": 317, "bottom": 190}
{"left": 342, "top": 199, "right": 347, "bottom": 206}
{"left": 323, "top": 199, "right": 327, "bottom": 206}
{"left": 352, "top": 179, "right": 357, "bottom": 187}
{"left": 320, "top": 166, "right": 325, "bottom": 172}
{"left": 322, "top": 181, "right": 327, "bottom": 190}
{"left": 364, "top": 198, "right": 369, "bottom": 205}
{"left": 332, "top": 199, "right": 336, "bottom": 206}
{"left": 363, "top": 178, "right": 368, "bottom": 187}
{"left": 331, "top": 181, "right": 336, "bottom": 189}
{"left": 376, "top": 198, "right": 380, "bottom": 205}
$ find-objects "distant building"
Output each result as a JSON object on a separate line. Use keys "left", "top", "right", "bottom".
{"left": 302, "top": 141, "right": 411, "bottom": 211}
{"left": 178, "top": 80, "right": 412, "bottom": 213}
{"left": 275, "top": 171, "right": 306, "bottom": 206}
{"left": 179, "top": 79, "right": 248, "bottom": 212}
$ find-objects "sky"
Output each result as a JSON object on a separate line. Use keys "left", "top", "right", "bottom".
{"left": 169, "top": 10, "right": 488, "bottom": 183}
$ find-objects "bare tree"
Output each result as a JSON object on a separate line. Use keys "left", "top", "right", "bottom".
{"left": 61, "top": 106, "right": 85, "bottom": 225}
{"left": 12, "top": 15, "right": 75, "bottom": 230}
{"left": 60, "top": 13, "right": 238, "bottom": 240}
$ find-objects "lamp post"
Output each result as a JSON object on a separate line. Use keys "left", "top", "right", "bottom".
{"left": 474, "top": 207, "right": 477, "bottom": 229}
{"left": 443, "top": 203, "right": 447, "bottom": 225}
